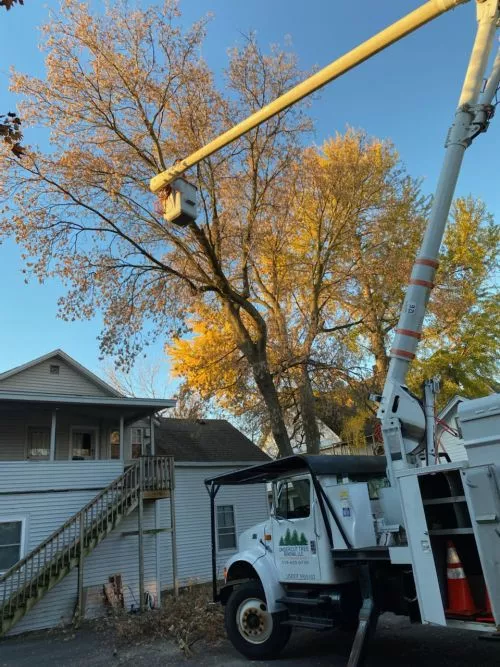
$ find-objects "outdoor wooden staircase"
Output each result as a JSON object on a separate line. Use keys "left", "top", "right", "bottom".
{"left": 0, "top": 456, "right": 172, "bottom": 637}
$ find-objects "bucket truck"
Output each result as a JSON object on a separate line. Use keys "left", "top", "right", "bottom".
{"left": 150, "top": 1, "right": 500, "bottom": 664}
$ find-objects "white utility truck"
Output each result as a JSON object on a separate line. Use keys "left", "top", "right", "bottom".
{"left": 150, "top": 0, "right": 500, "bottom": 664}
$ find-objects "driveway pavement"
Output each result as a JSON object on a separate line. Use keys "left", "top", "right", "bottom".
{"left": 1, "top": 614, "right": 498, "bottom": 666}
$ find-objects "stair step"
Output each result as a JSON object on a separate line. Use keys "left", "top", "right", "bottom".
{"left": 277, "top": 596, "right": 332, "bottom": 607}
{"left": 282, "top": 618, "right": 335, "bottom": 630}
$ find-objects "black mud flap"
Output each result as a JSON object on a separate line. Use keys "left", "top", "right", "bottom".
{"left": 347, "top": 565, "right": 380, "bottom": 667}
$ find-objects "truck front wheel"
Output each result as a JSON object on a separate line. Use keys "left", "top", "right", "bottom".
{"left": 225, "top": 581, "right": 291, "bottom": 660}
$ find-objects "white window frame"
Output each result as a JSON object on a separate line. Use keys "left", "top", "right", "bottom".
{"left": 130, "top": 427, "right": 144, "bottom": 458}
{"left": 69, "top": 426, "right": 99, "bottom": 461}
{"left": 0, "top": 516, "right": 27, "bottom": 574}
{"left": 108, "top": 428, "right": 122, "bottom": 460}
{"left": 216, "top": 504, "right": 238, "bottom": 552}
{"left": 25, "top": 425, "right": 51, "bottom": 460}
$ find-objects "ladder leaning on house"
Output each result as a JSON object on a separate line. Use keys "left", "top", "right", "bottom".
{"left": 0, "top": 456, "right": 174, "bottom": 637}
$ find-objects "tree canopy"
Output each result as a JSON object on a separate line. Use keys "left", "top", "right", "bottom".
{"left": 1, "top": 0, "right": 497, "bottom": 455}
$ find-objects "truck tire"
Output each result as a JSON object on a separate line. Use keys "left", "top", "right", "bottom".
{"left": 225, "top": 581, "right": 291, "bottom": 660}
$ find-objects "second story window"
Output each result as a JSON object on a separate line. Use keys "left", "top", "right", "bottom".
{"left": 130, "top": 427, "right": 143, "bottom": 458}
{"left": 110, "top": 430, "right": 120, "bottom": 459}
{"left": 27, "top": 426, "right": 50, "bottom": 460}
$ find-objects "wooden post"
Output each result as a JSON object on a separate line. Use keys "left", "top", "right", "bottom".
{"left": 76, "top": 511, "right": 85, "bottom": 623}
{"left": 49, "top": 410, "right": 57, "bottom": 461}
{"left": 138, "top": 457, "right": 145, "bottom": 612}
{"left": 155, "top": 502, "right": 161, "bottom": 607}
{"left": 119, "top": 416, "right": 125, "bottom": 461}
{"left": 169, "top": 458, "right": 178, "bottom": 597}
{"left": 150, "top": 414, "right": 155, "bottom": 455}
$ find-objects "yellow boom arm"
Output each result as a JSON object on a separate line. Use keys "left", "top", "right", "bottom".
{"left": 150, "top": 0, "right": 468, "bottom": 193}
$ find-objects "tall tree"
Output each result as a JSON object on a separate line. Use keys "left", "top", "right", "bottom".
{"left": 0, "top": 1, "right": 314, "bottom": 456}
{"left": 169, "top": 131, "right": 429, "bottom": 452}
{"left": 408, "top": 196, "right": 499, "bottom": 406}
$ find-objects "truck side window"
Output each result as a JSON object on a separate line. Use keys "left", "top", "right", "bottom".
{"left": 275, "top": 478, "right": 311, "bottom": 519}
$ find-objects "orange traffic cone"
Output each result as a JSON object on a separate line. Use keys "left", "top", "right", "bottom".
{"left": 477, "top": 589, "right": 494, "bottom": 623}
{"left": 445, "top": 541, "right": 478, "bottom": 618}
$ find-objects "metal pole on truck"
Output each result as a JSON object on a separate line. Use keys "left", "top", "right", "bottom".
{"left": 378, "top": 0, "right": 499, "bottom": 479}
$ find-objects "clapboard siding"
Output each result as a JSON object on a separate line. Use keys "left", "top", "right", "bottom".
{"left": 437, "top": 406, "right": 467, "bottom": 462}
{"left": 1, "top": 463, "right": 268, "bottom": 635}
{"left": 1, "top": 490, "right": 157, "bottom": 635}
{"left": 158, "top": 465, "right": 269, "bottom": 589}
{"left": 0, "top": 461, "right": 123, "bottom": 492}
{"left": 440, "top": 429, "right": 467, "bottom": 461}
{"left": 0, "top": 414, "right": 128, "bottom": 461}
{"left": 0, "top": 358, "right": 112, "bottom": 396}
{"left": 0, "top": 416, "right": 30, "bottom": 459}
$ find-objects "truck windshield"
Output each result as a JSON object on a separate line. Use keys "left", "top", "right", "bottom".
{"left": 275, "top": 478, "right": 311, "bottom": 520}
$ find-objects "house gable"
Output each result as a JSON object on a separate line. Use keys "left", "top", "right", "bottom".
{"left": 0, "top": 350, "right": 121, "bottom": 398}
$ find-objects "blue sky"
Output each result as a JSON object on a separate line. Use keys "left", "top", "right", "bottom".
{"left": 0, "top": 0, "right": 498, "bottom": 394}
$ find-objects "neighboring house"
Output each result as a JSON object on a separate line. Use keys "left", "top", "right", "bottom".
{"left": 155, "top": 418, "right": 271, "bottom": 586}
{"left": 436, "top": 395, "right": 468, "bottom": 461}
{"left": 0, "top": 350, "right": 270, "bottom": 636}
{"left": 0, "top": 349, "right": 175, "bottom": 635}
{"left": 263, "top": 418, "right": 342, "bottom": 457}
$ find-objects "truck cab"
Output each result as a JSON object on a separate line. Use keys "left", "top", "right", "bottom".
{"left": 205, "top": 455, "right": 416, "bottom": 660}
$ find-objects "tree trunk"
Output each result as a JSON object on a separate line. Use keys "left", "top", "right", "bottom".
{"left": 369, "top": 329, "right": 389, "bottom": 386}
{"left": 250, "top": 357, "right": 294, "bottom": 458}
{"left": 298, "top": 364, "right": 321, "bottom": 454}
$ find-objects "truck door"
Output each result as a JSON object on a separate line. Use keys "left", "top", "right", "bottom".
{"left": 271, "top": 475, "right": 321, "bottom": 583}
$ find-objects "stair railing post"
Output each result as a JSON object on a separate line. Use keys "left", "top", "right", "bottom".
{"left": 76, "top": 510, "right": 85, "bottom": 624}
{"left": 169, "top": 457, "right": 178, "bottom": 598}
{"left": 138, "top": 457, "right": 145, "bottom": 612}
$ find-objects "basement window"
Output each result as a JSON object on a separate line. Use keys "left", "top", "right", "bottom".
{"left": 49, "top": 364, "right": 60, "bottom": 375}
{"left": 217, "top": 505, "right": 237, "bottom": 551}
{"left": 0, "top": 519, "right": 24, "bottom": 573}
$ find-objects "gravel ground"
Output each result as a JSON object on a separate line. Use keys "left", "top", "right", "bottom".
{"left": 1, "top": 614, "right": 499, "bottom": 666}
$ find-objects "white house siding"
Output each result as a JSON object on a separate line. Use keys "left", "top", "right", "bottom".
{"left": 437, "top": 405, "right": 467, "bottom": 462}
{"left": 0, "top": 461, "right": 123, "bottom": 492}
{"left": 0, "top": 413, "right": 128, "bottom": 461}
{"left": 1, "top": 463, "right": 268, "bottom": 635}
{"left": 158, "top": 464, "right": 269, "bottom": 590}
{"left": 439, "top": 427, "right": 467, "bottom": 461}
{"left": 1, "top": 488, "right": 158, "bottom": 635}
{"left": 0, "top": 358, "right": 112, "bottom": 397}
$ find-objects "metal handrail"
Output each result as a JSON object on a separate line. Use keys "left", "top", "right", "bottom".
{"left": 0, "top": 455, "right": 173, "bottom": 625}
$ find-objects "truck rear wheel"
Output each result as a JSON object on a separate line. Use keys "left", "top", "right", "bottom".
{"left": 225, "top": 581, "right": 291, "bottom": 660}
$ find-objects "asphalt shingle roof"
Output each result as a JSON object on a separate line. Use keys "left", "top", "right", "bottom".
{"left": 155, "top": 418, "right": 271, "bottom": 463}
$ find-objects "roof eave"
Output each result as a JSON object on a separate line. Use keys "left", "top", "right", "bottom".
{"left": 0, "top": 390, "right": 176, "bottom": 410}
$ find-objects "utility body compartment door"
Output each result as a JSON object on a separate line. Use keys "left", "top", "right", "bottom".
{"left": 462, "top": 465, "right": 500, "bottom": 624}
{"left": 398, "top": 473, "right": 446, "bottom": 626}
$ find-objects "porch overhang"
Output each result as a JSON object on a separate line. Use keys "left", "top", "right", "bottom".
{"left": 0, "top": 391, "right": 175, "bottom": 423}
